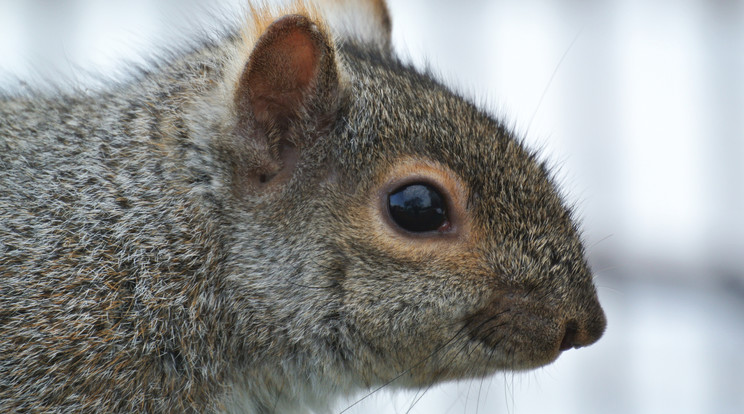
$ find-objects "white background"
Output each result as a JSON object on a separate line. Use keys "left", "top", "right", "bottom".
{"left": 1, "top": 1, "right": 743, "bottom": 413}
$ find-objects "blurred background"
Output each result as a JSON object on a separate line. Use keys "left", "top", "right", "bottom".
{"left": 1, "top": 0, "right": 742, "bottom": 413}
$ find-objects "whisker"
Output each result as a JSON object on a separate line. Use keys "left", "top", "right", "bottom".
{"left": 337, "top": 323, "right": 470, "bottom": 413}
{"left": 596, "top": 284, "right": 623, "bottom": 295}
{"left": 587, "top": 233, "right": 614, "bottom": 250}
{"left": 524, "top": 27, "right": 584, "bottom": 139}
{"left": 404, "top": 380, "right": 436, "bottom": 414}
{"left": 475, "top": 373, "right": 486, "bottom": 414}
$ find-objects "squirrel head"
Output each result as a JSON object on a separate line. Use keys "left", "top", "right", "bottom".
{"left": 217, "top": 1, "right": 605, "bottom": 389}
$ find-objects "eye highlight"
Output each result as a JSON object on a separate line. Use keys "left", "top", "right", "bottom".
{"left": 387, "top": 183, "right": 448, "bottom": 233}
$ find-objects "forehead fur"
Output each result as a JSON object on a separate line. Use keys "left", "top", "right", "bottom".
{"left": 335, "top": 46, "right": 553, "bottom": 193}
{"left": 333, "top": 43, "right": 577, "bottom": 244}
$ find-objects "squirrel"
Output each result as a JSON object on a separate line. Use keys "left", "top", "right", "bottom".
{"left": 0, "top": 0, "right": 606, "bottom": 413}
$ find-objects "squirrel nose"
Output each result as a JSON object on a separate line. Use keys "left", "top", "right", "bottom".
{"left": 558, "top": 313, "right": 606, "bottom": 351}
{"left": 559, "top": 321, "right": 580, "bottom": 351}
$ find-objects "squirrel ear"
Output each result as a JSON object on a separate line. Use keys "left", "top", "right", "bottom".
{"left": 322, "top": 0, "right": 392, "bottom": 51}
{"left": 236, "top": 14, "right": 339, "bottom": 136}
{"left": 233, "top": 14, "right": 341, "bottom": 191}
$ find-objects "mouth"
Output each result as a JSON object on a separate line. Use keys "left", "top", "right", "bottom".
{"left": 453, "top": 283, "right": 606, "bottom": 370}
{"left": 460, "top": 295, "right": 581, "bottom": 371}
{"left": 393, "top": 334, "right": 557, "bottom": 388}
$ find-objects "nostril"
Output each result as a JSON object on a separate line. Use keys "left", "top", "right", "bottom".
{"left": 559, "top": 321, "right": 579, "bottom": 351}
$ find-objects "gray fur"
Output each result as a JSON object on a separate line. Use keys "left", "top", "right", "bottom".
{"left": 0, "top": 3, "right": 604, "bottom": 413}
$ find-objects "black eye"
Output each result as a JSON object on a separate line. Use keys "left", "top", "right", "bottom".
{"left": 387, "top": 183, "right": 448, "bottom": 233}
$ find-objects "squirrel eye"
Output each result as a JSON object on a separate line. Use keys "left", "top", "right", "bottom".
{"left": 387, "top": 183, "right": 448, "bottom": 233}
